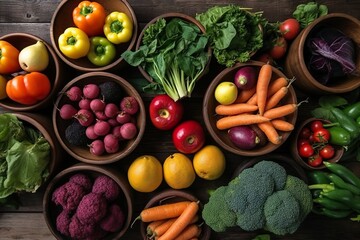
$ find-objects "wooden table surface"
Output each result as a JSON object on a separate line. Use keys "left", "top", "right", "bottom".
{"left": 1, "top": 0, "right": 360, "bottom": 239}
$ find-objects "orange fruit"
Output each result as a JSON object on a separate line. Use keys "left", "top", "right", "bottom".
{"left": 193, "top": 145, "right": 226, "bottom": 180}
{"left": 163, "top": 153, "right": 195, "bottom": 189}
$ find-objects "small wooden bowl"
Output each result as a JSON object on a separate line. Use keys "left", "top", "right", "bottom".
{"left": 136, "top": 12, "right": 212, "bottom": 83}
{"left": 290, "top": 118, "right": 344, "bottom": 170}
{"left": 52, "top": 72, "right": 146, "bottom": 164}
{"left": 285, "top": 13, "right": 360, "bottom": 95}
{"left": 50, "top": 0, "right": 138, "bottom": 72}
{"left": 0, "top": 33, "right": 64, "bottom": 111}
{"left": 203, "top": 61, "right": 298, "bottom": 156}
{"left": 140, "top": 189, "right": 211, "bottom": 240}
{"left": 43, "top": 163, "right": 133, "bottom": 240}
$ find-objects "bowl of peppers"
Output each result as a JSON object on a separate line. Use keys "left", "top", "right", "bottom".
{"left": 50, "top": 0, "right": 138, "bottom": 72}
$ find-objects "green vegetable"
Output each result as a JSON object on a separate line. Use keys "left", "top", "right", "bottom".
{"left": 343, "top": 101, "right": 360, "bottom": 119}
{"left": 292, "top": 1, "right": 328, "bottom": 29}
{"left": 313, "top": 197, "right": 351, "bottom": 210}
{"left": 253, "top": 159, "right": 287, "bottom": 191}
{"left": 87, "top": 36, "right": 116, "bottom": 66}
{"left": 322, "top": 189, "right": 354, "bottom": 205}
{"left": 122, "top": 18, "right": 209, "bottom": 101}
{"left": 323, "top": 161, "right": 360, "bottom": 189}
{"left": 319, "top": 208, "right": 353, "bottom": 219}
{"left": 327, "top": 126, "right": 351, "bottom": 146}
{"left": 0, "top": 113, "right": 50, "bottom": 202}
{"left": 195, "top": 5, "right": 264, "bottom": 67}
{"left": 330, "top": 107, "right": 360, "bottom": 139}
{"left": 328, "top": 173, "right": 360, "bottom": 195}
{"left": 307, "top": 170, "right": 330, "bottom": 184}
{"left": 252, "top": 234, "right": 271, "bottom": 240}
{"left": 350, "top": 214, "right": 360, "bottom": 222}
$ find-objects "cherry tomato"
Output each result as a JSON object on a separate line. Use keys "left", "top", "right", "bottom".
{"left": 279, "top": 18, "right": 300, "bottom": 41}
{"left": 297, "top": 138, "right": 310, "bottom": 148}
{"left": 298, "top": 143, "right": 314, "bottom": 158}
{"left": 310, "top": 120, "right": 324, "bottom": 132}
{"left": 308, "top": 154, "right": 323, "bottom": 167}
{"left": 319, "top": 145, "right": 335, "bottom": 159}
{"left": 313, "top": 128, "right": 331, "bottom": 143}
{"left": 299, "top": 127, "right": 311, "bottom": 139}
{"left": 269, "top": 37, "right": 287, "bottom": 60}
{"left": 256, "top": 53, "right": 274, "bottom": 64}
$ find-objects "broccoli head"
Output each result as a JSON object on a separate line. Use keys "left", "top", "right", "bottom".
{"left": 253, "top": 160, "right": 287, "bottom": 191}
{"left": 264, "top": 189, "right": 301, "bottom": 235}
{"left": 202, "top": 186, "right": 237, "bottom": 232}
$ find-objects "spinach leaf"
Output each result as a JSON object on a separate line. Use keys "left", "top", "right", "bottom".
{"left": 293, "top": 2, "right": 328, "bottom": 28}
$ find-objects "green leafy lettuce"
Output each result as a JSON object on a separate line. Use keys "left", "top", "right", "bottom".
{"left": 293, "top": 2, "right": 328, "bottom": 29}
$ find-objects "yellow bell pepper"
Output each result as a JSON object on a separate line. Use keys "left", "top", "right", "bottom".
{"left": 58, "top": 27, "right": 90, "bottom": 59}
{"left": 103, "top": 11, "right": 133, "bottom": 44}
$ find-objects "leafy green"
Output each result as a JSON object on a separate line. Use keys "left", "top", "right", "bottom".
{"left": 122, "top": 18, "right": 209, "bottom": 101}
{"left": 196, "top": 5, "right": 264, "bottom": 67}
{"left": 0, "top": 113, "right": 50, "bottom": 202}
{"left": 293, "top": 2, "right": 328, "bottom": 29}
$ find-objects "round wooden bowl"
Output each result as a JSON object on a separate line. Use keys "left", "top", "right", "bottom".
{"left": 135, "top": 12, "right": 212, "bottom": 83}
{"left": 290, "top": 118, "right": 344, "bottom": 171}
{"left": 140, "top": 189, "right": 211, "bottom": 240}
{"left": 52, "top": 72, "right": 146, "bottom": 164}
{"left": 43, "top": 163, "right": 133, "bottom": 240}
{"left": 285, "top": 13, "right": 360, "bottom": 95}
{"left": 50, "top": 0, "right": 138, "bottom": 72}
{"left": 0, "top": 33, "right": 64, "bottom": 111}
{"left": 203, "top": 61, "right": 298, "bottom": 156}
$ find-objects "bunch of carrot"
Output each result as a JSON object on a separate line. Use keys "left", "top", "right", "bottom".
{"left": 135, "top": 200, "right": 202, "bottom": 240}
{"left": 215, "top": 63, "right": 301, "bottom": 145}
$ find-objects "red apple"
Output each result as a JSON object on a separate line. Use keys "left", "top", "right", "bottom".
{"left": 172, "top": 120, "right": 205, "bottom": 154}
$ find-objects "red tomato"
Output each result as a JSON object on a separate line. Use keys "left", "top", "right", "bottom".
{"left": 172, "top": 120, "right": 205, "bottom": 154}
{"left": 279, "top": 18, "right": 300, "bottom": 41}
{"left": 310, "top": 120, "right": 324, "bottom": 132}
{"left": 299, "top": 127, "right": 311, "bottom": 139}
{"left": 319, "top": 145, "right": 335, "bottom": 159}
{"left": 269, "top": 37, "right": 287, "bottom": 60}
{"left": 255, "top": 53, "right": 274, "bottom": 65}
{"left": 308, "top": 154, "right": 323, "bottom": 167}
{"left": 313, "top": 128, "right": 331, "bottom": 143}
{"left": 298, "top": 143, "right": 314, "bottom": 158}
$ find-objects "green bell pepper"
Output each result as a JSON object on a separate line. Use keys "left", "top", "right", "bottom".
{"left": 87, "top": 36, "right": 116, "bottom": 66}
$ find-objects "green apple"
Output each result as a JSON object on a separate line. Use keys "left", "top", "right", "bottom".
{"left": 214, "top": 81, "right": 238, "bottom": 105}
{"left": 18, "top": 41, "right": 49, "bottom": 72}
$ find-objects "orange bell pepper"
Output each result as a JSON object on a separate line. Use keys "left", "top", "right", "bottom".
{"left": 72, "top": 1, "right": 106, "bottom": 37}
{"left": 0, "top": 40, "right": 21, "bottom": 74}
{"left": 6, "top": 72, "right": 51, "bottom": 105}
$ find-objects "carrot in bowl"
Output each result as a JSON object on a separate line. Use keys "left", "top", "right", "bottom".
{"left": 216, "top": 114, "right": 270, "bottom": 130}
{"left": 256, "top": 63, "right": 272, "bottom": 116}
{"left": 271, "top": 119, "right": 294, "bottom": 131}
{"left": 257, "top": 121, "right": 282, "bottom": 145}
{"left": 215, "top": 103, "right": 258, "bottom": 116}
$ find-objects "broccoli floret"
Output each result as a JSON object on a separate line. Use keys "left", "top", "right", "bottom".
{"left": 202, "top": 186, "right": 237, "bottom": 232}
{"left": 226, "top": 168, "right": 275, "bottom": 231}
{"left": 264, "top": 190, "right": 301, "bottom": 235}
{"left": 284, "top": 175, "right": 313, "bottom": 221}
{"left": 253, "top": 160, "right": 287, "bottom": 191}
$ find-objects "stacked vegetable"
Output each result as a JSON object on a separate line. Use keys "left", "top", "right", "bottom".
{"left": 202, "top": 160, "right": 313, "bottom": 235}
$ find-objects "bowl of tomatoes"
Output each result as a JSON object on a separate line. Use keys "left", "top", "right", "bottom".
{"left": 290, "top": 118, "right": 345, "bottom": 170}
{"left": 50, "top": 0, "right": 138, "bottom": 72}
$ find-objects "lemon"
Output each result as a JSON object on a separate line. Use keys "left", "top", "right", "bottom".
{"left": 0, "top": 75, "right": 7, "bottom": 100}
{"left": 163, "top": 153, "right": 195, "bottom": 189}
{"left": 127, "top": 155, "right": 163, "bottom": 192}
{"left": 214, "top": 81, "right": 238, "bottom": 105}
{"left": 193, "top": 145, "right": 226, "bottom": 180}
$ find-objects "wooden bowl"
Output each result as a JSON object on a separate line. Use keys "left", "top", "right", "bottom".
{"left": 50, "top": 0, "right": 138, "bottom": 72}
{"left": 203, "top": 61, "right": 298, "bottom": 156}
{"left": 136, "top": 12, "right": 212, "bottom": 83}
{"left": 0, "top": 33, "right": 64, "bottom": 111}
{"left": 140, "top": 189, "right": 211, "bottom": 240}
{"left": 289, "top": 118, "right": 344, "bottom": 171}
{"left": 285, "top": 13, "right": 360, "bottom": 95}
{"left": 43, "top": 163, "right": 133, "bottom": 240}
{"left": 52, "top": 72, "right": 146, "bottom": 164}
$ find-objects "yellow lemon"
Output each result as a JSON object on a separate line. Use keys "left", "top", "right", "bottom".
{"left": 214, "top": 81, "right": 238, "bottom": 105}
{"left": 163, "top": 153, "right": 195, "bottom": 189}
{"left": 127, "top": 155, "right": 163, "bottom": 192}
{"left": 193, "top": 145, "right": 226, "bottom": 180}
{"left": 0, "top": 75, "right": 7, "bottom": 100}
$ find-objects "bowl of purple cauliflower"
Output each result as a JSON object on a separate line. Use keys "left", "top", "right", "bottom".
{"left": 43, "top": 163, "right": 132, "bottom": 240}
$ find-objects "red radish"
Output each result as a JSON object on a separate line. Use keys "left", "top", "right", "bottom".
{"left": 59, "top": 104, "right": 77, "bottom": 120}
{"left": 94, "top": 120, "right": 111, "bottom": 136}
{"left": 234, "top": 66, "right": 257, "bottom": 90}
{"left": 111, "top": 125, "right": 124, "bottom": 140}
{"left": 66, "top": 86, "right": 82, "bottom": 101}
{"left": 104, "top": 103, "right": 119, "bottom": 118}
{"left": 83, "top": 84, "right": 100, "bottom": 99}
{"left": 107, "top": 118, "right": 119, "bottom": 127}
{"left": 104, "top": 134, "right": 119, "bottom": 153}
{"left": 90, "top": 139, "right": 105, "bottom": 156}
{"left": 90, "top": 98, "right": 106, "bottom": 112}
{"left": 78, "top": 98, "right": 91, "bottom": 110}
{"left": 116, "top": 111, "right": 131, "bottom": 124}
{"left": 120, "top": 96, "right": 139, "bottom": 115}
{"left": 120, "top": 122, "right": 137, "bottom": 140}
{"left": 85, "top": 125, "right": 98, "bottom": 140}
{"left": 74, "top": 109, "right": 94, "bottom": 126}
{"left": 95, "top": 111, "right": 108, "bottom": 121}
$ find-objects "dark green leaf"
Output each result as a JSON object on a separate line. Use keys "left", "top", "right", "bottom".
{"left": 311, "top": 107, "right": 336, "bottom": 122}
{"left": 319, "top": 95, "right": 348, "bottom": 108}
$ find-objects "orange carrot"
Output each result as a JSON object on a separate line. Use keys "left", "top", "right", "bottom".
{"left": 152, "top": 215, "right": 199, "bottom": 239}
{"left": 157, "top": 201, "right": 199, "bottom": 240}
{"left": 265, "top": 86, "right": 288, "bottom": 110}
{"left": 215, "top": 103, "right": 258, "bottom": 116}
{"left": 147, "top": 219, "right": 167, "bottom": 238}
{"left": 256, "top": 63, "right": 273, "bottom": 116}
{"left": 257, "top": 121, "right": 282, "bottom": 145}
{"left": 216, "top": 114, "right": 270, "bottom": 130}
{"left": 263, "top": 99, "right": 308, "bottom": 119}
{"left": 234, "top": 88, "right": 256, "bottom": 103}
{"left": 173, "top": 224, "right": 201, "bottom": 240}
{"left": 271, "top": 119, "right": 294, "bottom": 131}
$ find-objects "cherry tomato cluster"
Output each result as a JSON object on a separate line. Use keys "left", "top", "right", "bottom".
{"left": 297, "top": 120, "right": 336, "bottom": 167}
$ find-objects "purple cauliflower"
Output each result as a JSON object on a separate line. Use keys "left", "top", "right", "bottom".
{"left": 92, "top": 175, "right": 120, "bottom": 201}
{"left": 52, "top": 181, "right": 86, "bottom": 211}
{"left": 69, "top": 173, "right": 92, "bottom": 192}
{"left": 100, "top": 204, "right": 125, "bottom": 232}
{"left": 76, "top": 192, "right": 107, "bottom": 225}
{"left": 56, "top": 210, "right": 71, "bottom": 236}
{"left": 69, "top": 215, "right": 96, "bottom": 239}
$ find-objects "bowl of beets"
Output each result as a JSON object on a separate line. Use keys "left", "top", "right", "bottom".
{"left": 52, "top": 71, "right": 146, "bottom": 164}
